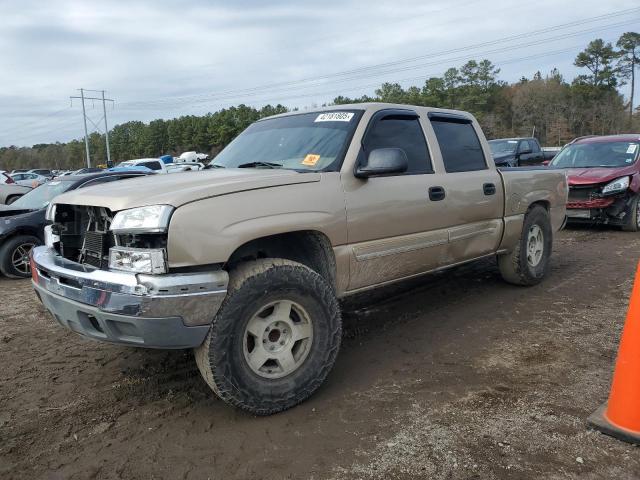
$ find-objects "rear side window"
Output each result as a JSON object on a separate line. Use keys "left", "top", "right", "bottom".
{"left": 365, "top": 117, "right": 432, "bottom": 174}
{"left": 430, "top": 119, "right": 487, "bottom": 172}
{"left": 140, "top": 161, "right": 162, "bottom": 171}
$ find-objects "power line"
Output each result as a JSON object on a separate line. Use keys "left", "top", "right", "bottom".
{"left": 1, "top": 106, "right": 74, "bottom": 137}
{"left": 120, "top": 18, "right": 639, "bottom": 112}
{"left": 119, "top": 7, "right": 640, "bottom": 109}
{"left": 172, "top": 43, "right": 605, "bottom": 114}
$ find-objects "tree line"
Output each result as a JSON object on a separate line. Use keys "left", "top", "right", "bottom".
{"left": 1, "top": 33, "right": 638, "bottom": 171}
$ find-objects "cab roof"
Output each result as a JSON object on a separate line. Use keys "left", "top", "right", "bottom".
{"left": 259, "top": 102, "right": 477, "bottom": 122}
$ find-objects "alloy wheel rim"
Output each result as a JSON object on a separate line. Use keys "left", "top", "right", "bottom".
{"left": 526, "top": 225, "right": 544, "bottom": 267}
{"left": 243, "top": 300, "right": 314, "bottom": 379}
{"left": 11, "top": 243, "right": 35, "bottom": 275}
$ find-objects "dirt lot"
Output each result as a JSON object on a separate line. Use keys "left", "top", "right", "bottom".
{"left": 2, "top": 226, "right": 640, "bottom": 479}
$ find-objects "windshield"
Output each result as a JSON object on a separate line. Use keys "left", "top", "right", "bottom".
{"left": 10, "top": 180, "right": 73, "bottom": 210}
{"left": 551, "top": 141, "right": 639, "bottom": 168}
{"left": 489, "top": 140, "right": 518, "bottom": 155}
{"left": 211, "top": 110, "right": 363, "bottom": 171}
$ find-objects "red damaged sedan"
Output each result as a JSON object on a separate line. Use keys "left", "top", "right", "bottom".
{"left": 549, "top": 134, "right": 640, "bottom": 231}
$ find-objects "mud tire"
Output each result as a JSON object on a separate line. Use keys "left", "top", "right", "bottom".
{"left": 498, "top": 205, "right": 552, "bottom": 286}
{"left": 622, "top": 195, "right": 640, "bottom": 232}
{"left": 194, "top": 258, "right": 342, "bottom": 415}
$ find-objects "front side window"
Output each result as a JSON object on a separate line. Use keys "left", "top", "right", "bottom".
{"left": 519, "top": 140, "right": 531, "bottom": 152}
{"left": 364, "top": 116, "right": 432, "bottom": 174}
{"left": 212, "top": 110, "right": 363, "bottom": 172}
{"left": 431, "top": 119, "right": 487, "bottom": 173}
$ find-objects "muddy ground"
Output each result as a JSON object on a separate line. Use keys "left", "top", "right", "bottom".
{"left": 2, "top": 226, "right": 640, "bottom": 479}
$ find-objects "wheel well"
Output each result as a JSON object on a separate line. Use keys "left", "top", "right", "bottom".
{"left": 5, "top": 194, "right": 23, "bottom": 204}
{"left": 529, "top": 200, "right": 550, "bottom": 212}
{"left": 1, "top": 228, "right": 42, "bottom": 245}
{"left": 226, "top": 231, "right": 336, "bottom": 289}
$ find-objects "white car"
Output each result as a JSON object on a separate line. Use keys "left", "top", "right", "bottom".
{"left": 116, "top": 158, "right": 169, "bottom": 174}
{"left": 10, "top": 172, "right": 48, "bottom": 186}
{"left": 176, "top": 151, "right": 209, "bottom": 163}
{"left": 166, "top": 162, "right": 206, "bottom": 173}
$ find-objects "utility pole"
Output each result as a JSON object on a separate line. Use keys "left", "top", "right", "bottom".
{"left": 101, "top": 90, "right": 112, "bottom": 167}
{"left": 70, "top": 89, "right": 114, "bottom": 168}
{"left": 80, "top": 88, "right": 90, "bottom": 167}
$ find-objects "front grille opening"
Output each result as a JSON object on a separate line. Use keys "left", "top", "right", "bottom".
{"left": 54, "top": 204, "right": 115, "bottom": 269}
{"left": 54, "top": 204, "right": 168, "bottom": 271}
{"left": 569, "top": 185, "right": 601, "bottom": 201}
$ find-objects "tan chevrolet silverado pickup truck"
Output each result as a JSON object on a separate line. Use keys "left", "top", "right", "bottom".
{"left": 31, "top": 103, "right": 567, "bottom": 415}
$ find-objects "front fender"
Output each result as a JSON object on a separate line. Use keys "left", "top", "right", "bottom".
{"left": 166, "top": 173, "right": 347, "bottom": 268}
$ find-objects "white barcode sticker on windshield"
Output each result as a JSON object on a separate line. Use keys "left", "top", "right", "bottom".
{"left": 627, "top": 144, "right": 638, "bottom": 154}
{"left": 315, "top": 112, "right": 354, "bottom": 122}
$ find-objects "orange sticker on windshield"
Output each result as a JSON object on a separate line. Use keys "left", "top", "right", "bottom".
{"left": 302, "top": 154, "right": 320, "bottom": 166}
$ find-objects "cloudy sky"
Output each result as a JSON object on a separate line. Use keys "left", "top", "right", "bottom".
{"left": 1, "top": 0, "right": 639, "bottom": 147}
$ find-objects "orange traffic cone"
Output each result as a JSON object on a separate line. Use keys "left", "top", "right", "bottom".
{"left": 588, "top": 261, "right": 640, "bottom": 443}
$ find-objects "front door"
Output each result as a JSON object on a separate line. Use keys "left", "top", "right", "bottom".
{"left": 342, "top": 109, "right": 452, "bottom": 291}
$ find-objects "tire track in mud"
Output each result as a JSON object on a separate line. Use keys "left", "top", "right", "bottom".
{"left": 329, "top": 228, "right": 640, "bottom": 479}
{"left": 2, "top": 228, "right": 640, "bottom": 479}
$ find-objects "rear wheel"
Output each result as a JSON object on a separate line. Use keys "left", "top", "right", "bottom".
{"left": 622, "top": 195, "right": 640, "bottom": 232}
{"left": 5, "top": 195, "right": 22, "bottom": 205}
{"left": 0, "top": 235, "right": 41, "bottom": 278}
{"left": 194, "top": 258, "right": 342, "bottom": 415}
{"left": 498, "top": 205, "right": 552, "bottom": 285}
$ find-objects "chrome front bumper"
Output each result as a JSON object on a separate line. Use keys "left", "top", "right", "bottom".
{"left": 31, "top": 246, "right": 228, "bottom": 348}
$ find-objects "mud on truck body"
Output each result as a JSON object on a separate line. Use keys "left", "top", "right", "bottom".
{"left": 31, "top": 103, "right": 568, "bottom": 415}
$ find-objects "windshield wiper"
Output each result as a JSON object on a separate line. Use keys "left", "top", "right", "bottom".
{"left": 204, "top": 163, "right": 225, "bottom": 169}
{"left": 237, "top": 161, "right": 283, "bottom": 169}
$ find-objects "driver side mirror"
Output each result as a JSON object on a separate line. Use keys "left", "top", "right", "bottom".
{"left": 355, "top": 148, "right": 408, "bottom": 178}
{"left": 519, "top": 147, "right": 532, "bottom": 155}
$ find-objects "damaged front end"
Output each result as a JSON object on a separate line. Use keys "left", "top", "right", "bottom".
{"left": 31, "top": 203, "right": 229, "bottom": 348}
{"left": 566, "top": 178, "right": 635, "bottom": 225}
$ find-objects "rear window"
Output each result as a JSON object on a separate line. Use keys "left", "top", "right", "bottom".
{"left": 430, "top": 119, "right": 487, "bottom": 172}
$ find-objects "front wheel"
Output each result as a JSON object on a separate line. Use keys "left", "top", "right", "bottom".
{"left": 5, "top": 195, "right": 22, "bottom": 205}
{"left": 0, "top": 235, "right": 41, "bottom": 278}
{"left": 498, "top": 205, "right": 552, "bottom": 285}
{"left": 194, "top": 258, "right": 342, "bottom": 415}
{"left": 622, "top": 195, "right": 640, "bottom": 232}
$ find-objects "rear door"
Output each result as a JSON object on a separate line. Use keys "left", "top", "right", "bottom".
{"left": 426, "top": 113, "right": 504, "bottom": 263}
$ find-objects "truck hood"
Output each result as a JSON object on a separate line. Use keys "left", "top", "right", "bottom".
{"left": 0, "top": 205, "right": 35, "bottom": 217}
{"left": 52, "top": 169, "right": 321, "bottom": 211}
{"left": 566, "top": 165, "right": 637, "bottom": 186}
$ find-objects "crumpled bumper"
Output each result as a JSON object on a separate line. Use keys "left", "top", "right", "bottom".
{"left": 31, "top": 246, "right": 228, "bottom": 348}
